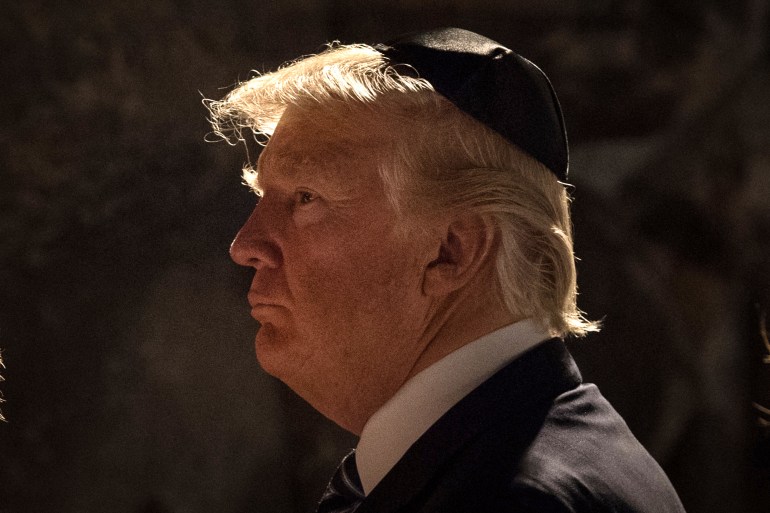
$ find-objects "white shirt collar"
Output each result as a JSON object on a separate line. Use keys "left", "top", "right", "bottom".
{"left": 355, "top": 318, "right": 551, "bottom": 495}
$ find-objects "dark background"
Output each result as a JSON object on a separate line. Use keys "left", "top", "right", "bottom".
{"left": 1, "top": 1, "right": 769, "bottom": 512}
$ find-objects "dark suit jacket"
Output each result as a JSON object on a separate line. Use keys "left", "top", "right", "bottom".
{"left": 356, "top": 339, "right": 686, "bottom": 513}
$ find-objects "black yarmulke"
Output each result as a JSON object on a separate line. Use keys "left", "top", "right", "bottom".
{"left": 375, "top": 27, "right": 569, "bottom": 182}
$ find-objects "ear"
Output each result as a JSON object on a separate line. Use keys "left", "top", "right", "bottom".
{"left": 423, "top": 214, "right": 498, "bottom": 297}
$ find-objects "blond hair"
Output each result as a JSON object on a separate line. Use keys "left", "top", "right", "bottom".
{"left": 206, "top": 44, "right": 598, "bottom": 337}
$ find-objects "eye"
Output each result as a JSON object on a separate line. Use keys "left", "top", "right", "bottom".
{"left": 296, "top": 190, "right": 317, "bottom": 205}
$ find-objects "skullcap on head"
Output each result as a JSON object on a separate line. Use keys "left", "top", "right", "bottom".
{"left": 375, "top": 27, "right": 569, "bottom": 182}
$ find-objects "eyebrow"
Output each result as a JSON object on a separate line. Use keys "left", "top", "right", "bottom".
{"left": 254, "top": 142, "right": 359, "bottom": 191}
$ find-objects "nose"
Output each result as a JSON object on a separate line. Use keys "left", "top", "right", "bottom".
{"left": 230, "top": 203, "right": 281, "bottom": 269}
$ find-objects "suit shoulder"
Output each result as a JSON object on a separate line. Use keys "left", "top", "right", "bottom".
{"left": 506, "top": 481, "right": 577, "bottom": 513}
{"left": 512, "top": 383, "right": 686, "bottom": 513}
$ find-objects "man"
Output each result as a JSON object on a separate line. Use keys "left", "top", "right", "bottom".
{"left": 208, "top": 27, "right": 685, "bottom": 513}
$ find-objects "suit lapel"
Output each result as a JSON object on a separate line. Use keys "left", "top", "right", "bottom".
{"left": 357, "top": 338, "right": 582, "bottom": 513}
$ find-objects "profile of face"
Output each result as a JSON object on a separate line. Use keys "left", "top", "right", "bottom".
{"left": 230, "top": 107, "right": 441, "bottom": 434}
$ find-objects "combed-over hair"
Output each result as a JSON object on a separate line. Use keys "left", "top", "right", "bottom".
{"left": 206, "top": 44, "right": 598, "bottom": 337}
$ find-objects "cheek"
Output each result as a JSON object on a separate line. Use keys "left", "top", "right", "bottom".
{"left": 293, "top": 233, "right": 423, "bottom": 313}
{"left": 344, "top": 262, "right": 405, "bottom": 311}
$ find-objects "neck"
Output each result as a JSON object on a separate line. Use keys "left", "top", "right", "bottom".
{"left": 341, "top": 270, "right": 517, "bottom": 435}
{"left": 407, "top": 272, "right": 519, "bottom": 381}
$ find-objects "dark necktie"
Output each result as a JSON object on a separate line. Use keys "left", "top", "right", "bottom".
{"left": 316, "top": 450, "right": 365, "bottom": 513}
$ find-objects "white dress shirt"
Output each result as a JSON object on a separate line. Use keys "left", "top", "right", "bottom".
{"left": 355, "top": 318, "right": 552, "bottom": 495}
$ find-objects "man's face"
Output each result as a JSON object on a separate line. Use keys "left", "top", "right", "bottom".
{"left": 230, "top": 107, "right": 439, "bottom": 433}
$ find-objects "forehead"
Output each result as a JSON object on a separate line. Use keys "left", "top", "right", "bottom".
{"left": 256, "top": 106, "right": 393, "bottom": 187}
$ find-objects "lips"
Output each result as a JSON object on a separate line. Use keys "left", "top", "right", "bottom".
{"left": 248, "top": 289, "right": 277, "bottom": 307}
{"left": 247, "top": 290, "right": 286, "bottom": 321}
{"left": 249, "top": 303, "right": 283, "bottom": 323}
{"left": 249, "top": 298, "right": 281, "bottom": 308}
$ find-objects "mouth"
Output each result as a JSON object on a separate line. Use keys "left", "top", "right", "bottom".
{"left": 248, "top": 290, "right": 277, "bottom": 306}
{"left": 248, "top": 296, "right": 284, "bottom": 321}
{"left": 248, "top": 305, "right": 272, "bottom": 322}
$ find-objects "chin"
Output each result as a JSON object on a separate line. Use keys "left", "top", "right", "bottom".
{"left": 253, "top": 323, "right": 288, "bottom": 376}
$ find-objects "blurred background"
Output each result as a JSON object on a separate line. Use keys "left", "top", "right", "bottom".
{"left": 1, "top": 1, "right": 769, "bottom": 512}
